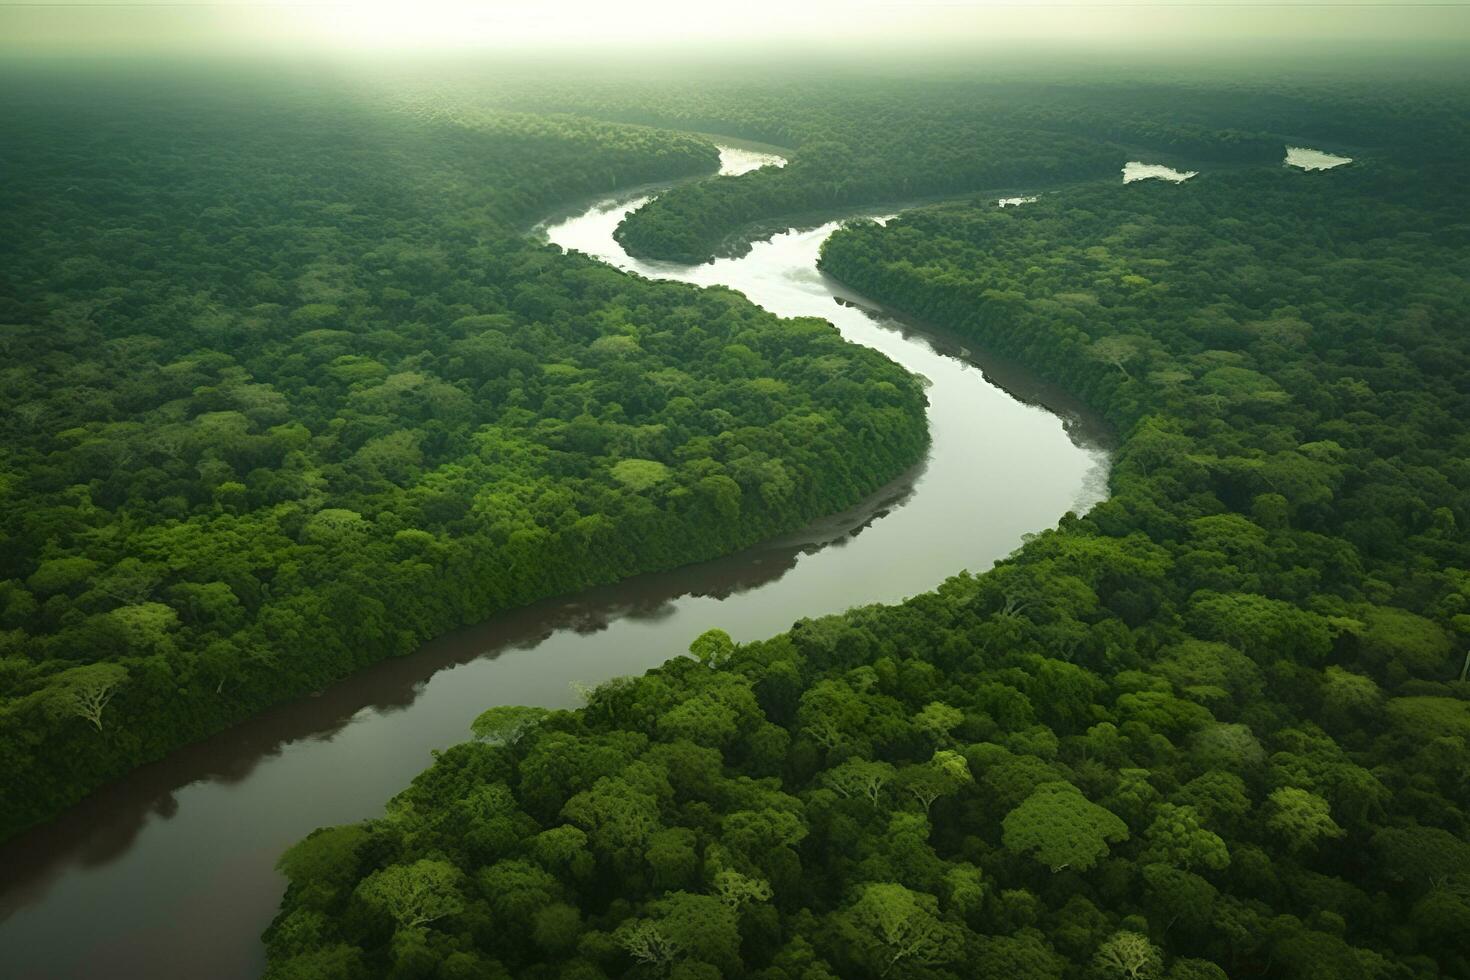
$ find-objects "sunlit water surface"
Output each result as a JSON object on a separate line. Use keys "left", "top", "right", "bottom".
{"left": 1123, "top": 161, "right": 1198, "bottom": 183}
{"left": 1286, "top": 146, "right": 1352, "bottom": 170}
{"left": 709, "top": 144, "right": 787, "bottom": 176}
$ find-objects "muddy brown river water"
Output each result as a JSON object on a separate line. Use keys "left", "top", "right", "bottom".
{"left": 0, "top": 146, "right": 1108, "bottom": 979}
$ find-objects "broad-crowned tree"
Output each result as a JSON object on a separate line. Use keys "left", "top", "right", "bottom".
{"left": 1264, "top": 787, "right": 1344, "bottom": 854}
{"left": 1002, "top": 782, "right": 1129, "bottom": 873}
{"left": 1092, "top": 930, "right": 1163, "bottom": 980}
{"left": 355, "top": 859, "right": 464, "bottom": 931}
{"left": 832, "top": 882, "right": 956, "bottom": 978}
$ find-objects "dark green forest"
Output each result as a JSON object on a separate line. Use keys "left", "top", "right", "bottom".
{"left": 263, "top": 75, "right": 1470, "bottom": 980}
{"left": 479, "top": 72, "right": 1469, "bottom": 263}
{"left": 0, "top": 77, "right": 929, "bottom": 838}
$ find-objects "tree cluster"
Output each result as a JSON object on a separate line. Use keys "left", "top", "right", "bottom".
{"left": 269, "top": 79, "right": 1467, "bottom": 979}
{"left": 473, "top": 70, "right": 1460, "bottom": 264}
{"left": 0, "top": 76, "right": 929, "bottom": 838}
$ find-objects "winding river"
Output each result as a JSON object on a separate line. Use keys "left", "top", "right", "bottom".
{"left": 0, "top": 146, "right": 1108, "bottom": 979}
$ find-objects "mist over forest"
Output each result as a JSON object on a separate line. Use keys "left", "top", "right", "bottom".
{"left": 1, "top": 5, "right": 1467, "bottom": 979}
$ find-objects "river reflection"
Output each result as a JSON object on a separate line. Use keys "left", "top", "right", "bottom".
{"left": 1286, "top": 146, "right": 1352, "bottom": 170}
{"left": 0, "top": 146, "right": 1107, "bottom": 980}
{"left": 0, "top": 454, "right": 919, "bottom": 922}
{"left": 1124, "top": 160, "right": 1198, "bottom": 183}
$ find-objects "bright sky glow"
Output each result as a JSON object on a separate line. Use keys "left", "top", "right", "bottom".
{"left": 287, "top": 1, "right": 836, "bottom": 49}
{"left": 4, "top": 0, "right": 1467, "bottom": 54}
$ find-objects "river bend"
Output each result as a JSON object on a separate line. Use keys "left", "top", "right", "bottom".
{"left": 0, "top": 146, "right": 1108, "bottom": 979}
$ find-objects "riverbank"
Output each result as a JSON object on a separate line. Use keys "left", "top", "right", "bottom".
{"left": 0, "top": 151, "right": 1106, "bottom": 980}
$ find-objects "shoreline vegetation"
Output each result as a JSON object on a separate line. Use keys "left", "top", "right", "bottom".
{"left": 265, "top": 74, "right": 1468, "bottom": 980}
{"left": 0, "top": 82, "right": 931, "bottom": 841}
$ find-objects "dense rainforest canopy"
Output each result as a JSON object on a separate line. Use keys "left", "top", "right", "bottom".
{"left": 474, "top": 71, "right": 1469, "bottom": 263}
{"left": 263, "top": 71, "right": 1470, "bottom": 980}
{"left": 0, "top": 76, "right": 929, "bottom": 838}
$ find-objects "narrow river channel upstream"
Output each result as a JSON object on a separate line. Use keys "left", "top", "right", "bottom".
{"left": 0, "top": 145, "right": 1109, "bottom": 979}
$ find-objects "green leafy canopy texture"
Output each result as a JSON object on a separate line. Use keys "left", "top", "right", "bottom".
{"left": 3, "top": 59, "right": 1468, "bottom": 980}
{"left": 0, "top": 76, "right": 929, "bottom": 837}
{"left": 1001, "top": 781, "right": 1130, "bottom": 872}
{"left": 355, "top": 859, "right": 465, "bottom": 930}
{"left": 261, "top": 67, "right": 1470, "bottom": 980}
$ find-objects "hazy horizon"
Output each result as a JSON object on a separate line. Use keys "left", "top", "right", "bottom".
{"left": 5, "top": 0, "right": 1470, "bottom": 60}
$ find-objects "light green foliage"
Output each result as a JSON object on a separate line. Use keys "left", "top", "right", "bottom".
{"left": 647, "top": 892, "right": 743, "bottom": 975}
{"left": 930, "top": 749, "right": 970, "bottom": 782}
{"left": 896, "top": 751, "right": 972, "bottom": 813}
{"left": 530, "top": 825, "right": 594, "bottom": 880}
{"left": 477, "top": 859, "right": 562, "bottom": 927}
{"left": 562, "top": 776, "right": 663, "bottom": 851}
{"left": 1186, "top": 592, "right": 1334, "bottom": 664}
{"left": 657, "top": 683, "right": 753, "bottom": 748}
{"left": 1318, "top": 667, "right": 1383, "bottom": 731}
{"left": 301, "top": 508, "right": 371, "bottom": 545}
{"left": 713, "top": 869, "right": 773, "bottom": 910}
{"left": 470, "top": 705, "right": 549, "bottom": 746}
{"left": 354, "top": 859, "right": 464, "bottom": 930}
{"left": 1141, "top": 804, "right": 1230, "bottom": 871}
{"left": 688, "top": 628, "right": 736, "bottom": 669}
{"left": 1189, "top": 723, "right": 1266, "bottom": 772}
{"left": 797, "top": 678, "right": 869, "bottom": 751}
{"left": 211, "top": 72, "right": 1470, "bottom": 980}
{"left": 617, "top": 918, "right": 683, "bottom": 969}
{"left": 1384, "top": 696, "right": 1470, "bottom": 741}
{"left": 46, "top": 662, "right": 128, "bottom": 733}
{"left": 942, "top": 863, "right": 986, "bottom": 916}
{"left": 1357, "top": 606, "right": 1453, "bottom": 678}
{"left": 1002, "top": 782, "right": 1129, "bottom": 872}
{"left": 1155, "top": 640, "right": 1263, "bottom": 708}
{"left": 1091, "top": 336, "right": 1151, "bottom": 380}
{"left": 1265, "top": 787, "right": 1345, "bottom": 853}
{"left": 104, "top": 603, "right": 179, "bottom": 656}
{"left": 0, "top": 79, "right": 931, "bottom": 839}
{"left": 276, "top": 824, "right": 372, "bottom": 909}
{"left": 914, "top": 701, "right": 965, "bottom": 745}
{"left": 835, "top": 883, "right": 956, "bottom": 977}
{"left": 25, "top": 557, "right": 100, "bottom": 595}
{"left": 611, "top": 458, "right": 671, "bottom": 492}
{"left": 1093, "top": 931, "right": 1164, "bottom": 980}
